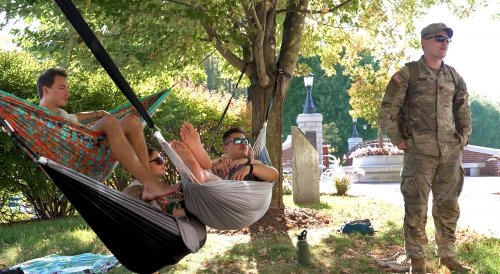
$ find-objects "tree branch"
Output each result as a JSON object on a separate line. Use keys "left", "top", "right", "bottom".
{"left": 164, "top": 0, "right": 194, "bottom": 8}
{"left": 252, "top": 1, "right": 270, "bottom": 87}
{"left": 201, "top": 22, "right": 247, "bottom": 73}
{"left": 276, "top": 0, "right": 355, "bottom": 14}
{"left": 277, "top": 0, "right": 308, "bottom": 81}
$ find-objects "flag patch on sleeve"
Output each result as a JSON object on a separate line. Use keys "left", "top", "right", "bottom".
{"left": 392, "top": 73, "right": 403, "bottom": 84}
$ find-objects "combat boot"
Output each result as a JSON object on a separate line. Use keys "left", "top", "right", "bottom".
{"left": 410, "top": 257, "right": 426, "bottom": 274}
{"left": 440, "top": 257, "right": 470, "bottom": 273}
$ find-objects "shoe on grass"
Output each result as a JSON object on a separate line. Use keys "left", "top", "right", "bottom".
{"left": 376, "top": 252, "right": 411, "bottom": 272}
{"left": 440, "top": 257, "right": 470, "bottom": 273}
{"left": 410, "top": 257, "right": 426, "bottom": 274}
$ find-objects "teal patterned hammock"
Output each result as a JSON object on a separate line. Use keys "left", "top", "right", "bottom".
{"left": 0, "top": 89, "right": 170, "bottom": 182}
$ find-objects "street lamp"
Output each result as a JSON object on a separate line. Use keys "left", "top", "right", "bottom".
{"left": 351, "top": 117, "right": 359, "bottom": 137}
{"left": 303, "top": 73, "right": 316, "bottom": 114}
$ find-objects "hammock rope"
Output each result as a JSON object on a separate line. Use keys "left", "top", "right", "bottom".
{"left": 209, "top": 63, "right": 248, "bottom": 146}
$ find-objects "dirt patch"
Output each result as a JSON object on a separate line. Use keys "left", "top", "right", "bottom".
{"left": 208, "top": 207, "right": 332, "bottom": 235}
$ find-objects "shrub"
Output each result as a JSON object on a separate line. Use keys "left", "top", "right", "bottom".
{"left": 324, "top": 156, "right": 365, "bottom": 196}
{"left": 333, "top": 174, "right": 351, "bottom": 196}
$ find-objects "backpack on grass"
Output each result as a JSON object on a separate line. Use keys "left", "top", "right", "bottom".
{"left": 339, "top": 219, "right": 375, "bottom": 235}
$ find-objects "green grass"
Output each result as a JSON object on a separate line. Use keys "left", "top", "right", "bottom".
{"left": 1, "top": 195, "right": 499, "bottom": 273}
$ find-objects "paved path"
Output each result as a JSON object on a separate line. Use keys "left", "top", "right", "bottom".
{"left": 321, "top": 176, "right": 500, "bottom": 238}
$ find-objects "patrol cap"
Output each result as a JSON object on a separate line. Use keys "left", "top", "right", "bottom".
{"left": 421, "top": 23, "right": 453, "bottom": 38}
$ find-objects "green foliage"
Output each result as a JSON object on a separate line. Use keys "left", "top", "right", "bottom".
{"left": 1, "top": 0, "right": 486, "bottom": 210}
{"left": 322, "top": 122, "right": 342, "bottom": 154}
{"left": 469, "top": 95, "right": 500, "bottom": 148}
{"left": 0, "top": 50, "right": 248, "bottom": 220}
{"left": 283, "top": 56, "right": 352, "bottom": 155}
{"left": 284, "top": 56, "right": 375, "bottom": 157}
{"left": 203, "top": 55, "right": 247, "bottom": 98}
{"left": 333, "top": 175, "right": 351, "bottom": 196}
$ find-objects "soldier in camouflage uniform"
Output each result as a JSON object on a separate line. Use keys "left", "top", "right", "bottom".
{"left": 379, "top": 23, "right": 472, "bottom": 274}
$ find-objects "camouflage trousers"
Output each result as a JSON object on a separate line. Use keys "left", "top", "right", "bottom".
{"left": 400, "top": 149, "right": 464, "bottom": 258}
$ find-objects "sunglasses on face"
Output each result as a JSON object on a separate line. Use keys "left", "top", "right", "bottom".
{"left": 425, "top": 35, "right": 451, "bottom": 44}
{"left": 224, "top": 137, "right": 249, "bottom": 146}
{"left": 149, "top": 157, "right": 164, "bottom": 165}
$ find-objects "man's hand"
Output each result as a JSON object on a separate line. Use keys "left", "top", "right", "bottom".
{"left": 397, "top": 140, "right": 408, "bottom": 150}
{"left": 230, "top": 165, "right": 251, "bottom": 181}
{"left": 211, "top": 156, "right": 232, "bottom": 178}
{"left": 228, "top": 157, "right": 249, "bottom": 169}
{"left": 247, "top": 144, "right": 255, "bottom": 159}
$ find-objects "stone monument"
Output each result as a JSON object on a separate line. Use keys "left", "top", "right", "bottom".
{"left": 292, "top": 126, "right": 320, "bottom": 204}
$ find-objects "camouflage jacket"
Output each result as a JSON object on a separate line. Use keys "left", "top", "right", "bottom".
{"left": 379, "top": 56, "right": 472, "bottom": 156}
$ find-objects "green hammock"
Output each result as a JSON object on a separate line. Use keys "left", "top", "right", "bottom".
{"left": 0, "top": 89, "right": 170, "bottom": 182}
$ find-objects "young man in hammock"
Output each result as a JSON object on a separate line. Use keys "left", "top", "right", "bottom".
{"left": 37, "top": 68, "right": 177, "bottom": 201}
{"left": 171, "top": 122, "right": 278, "bottom": 183}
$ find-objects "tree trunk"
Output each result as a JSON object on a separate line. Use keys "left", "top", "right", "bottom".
{"left": 247, "top": 70, "right": 292, "bottom": 231}
{"left": 377, "top": 126, "right": 383, "bottom": 148}
{"left": 206, "top": 0, "right": 307, "bottom": 229}
{"left": 248, "top": 72, "right": 291, "bottom": 210}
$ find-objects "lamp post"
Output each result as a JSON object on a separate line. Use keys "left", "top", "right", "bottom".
{"left": 303, "top": 73, "right": 315, "bottom": 114}
{"left": 351, "top": 117, "right": 359, "bottom": 138}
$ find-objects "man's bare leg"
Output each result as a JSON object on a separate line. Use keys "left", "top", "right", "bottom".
{"left": 94, "top": 114, "right": 177, "bottom": 200}
{"left": 180, "top": 122, "right": 212, "bottom": 169}
{"left": 119, "top": 114, "right": 149, "bottom": 172}
{"left": 170, "top": 140, "right": 219, "bottom": 184}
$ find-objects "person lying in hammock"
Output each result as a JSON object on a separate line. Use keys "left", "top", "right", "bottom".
{"left": 37, "top": 68, "right": 177, "bottom": 201}
{"left": 170, "top": 122, "right": 278, "bottom": 183}
{"left": 123, "top": 147, "right": 185, "bottom": 217}
{"left": 212, "top": 127, "right": 278, "bottom": 182}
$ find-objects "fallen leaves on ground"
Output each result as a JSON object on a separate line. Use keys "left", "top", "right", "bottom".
{"left": 208, "top": 207, "right": 332, "bottom": 235}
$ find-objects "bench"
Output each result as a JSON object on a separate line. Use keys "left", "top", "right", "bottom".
{"left": 462, "top": 162, "right": 485, "bottom": 177}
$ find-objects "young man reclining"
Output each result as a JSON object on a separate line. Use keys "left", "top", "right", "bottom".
{"left": 37, "top": 68, "right": 177, "bottom": 201}
{"left": 170, "top": 123, "right": 278, "bottom": 183}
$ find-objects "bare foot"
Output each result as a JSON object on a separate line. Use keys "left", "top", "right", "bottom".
{"left": 142, "top": 179, "right": 179, "bottom": 201}
{"left": 180, "top": 122, "right": 212, "bottom": 169}
{"left": 170, "top": 140, "right": 206, "bottom": 184}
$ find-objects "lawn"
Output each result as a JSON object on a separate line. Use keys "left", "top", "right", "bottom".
{"left": 1, "top": 195, "right": 498, "bottom": 273}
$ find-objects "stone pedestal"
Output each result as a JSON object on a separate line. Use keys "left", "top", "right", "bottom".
{"left": 292, "top": 127, "right": 320, "bottom": 204}
{"left": 349, "top": 154, "right": 404, "bottom": 183}
{"left": 296, "top": 113, "right": 323, "bottom": 168}
{"left": 348, "top": 137, "right": 363, "bottom": 150}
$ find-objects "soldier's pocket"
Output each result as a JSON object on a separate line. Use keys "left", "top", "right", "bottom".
{"left": 400, "top": 176, "right": 419, "bottom": 198}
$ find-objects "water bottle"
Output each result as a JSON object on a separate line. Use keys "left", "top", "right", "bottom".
{"left": 297, "top": 230, "right": 310, "bottom": 265}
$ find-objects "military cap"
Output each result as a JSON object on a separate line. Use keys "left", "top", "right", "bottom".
{"left": 421, "top": 23, "right": 453, "bottom": 38}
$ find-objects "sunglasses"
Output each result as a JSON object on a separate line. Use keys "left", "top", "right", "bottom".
{"left": 224, "top": 137, "right": 249, "bottom": 146}
{"left": 425, "top": 35, "right": 451, "bottom": 44}
{"left": 149, "top": 157, "right": 164, "bottom": 165}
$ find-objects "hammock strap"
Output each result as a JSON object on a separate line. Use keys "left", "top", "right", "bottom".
{"left": 53, "top": 0, "right": 154, "bottom": 129}
{"left": 209, "top": 63, "right": 248, "bottom": 146}
{"left": 265, "top": 66, "right": 291, "bottom": 121}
